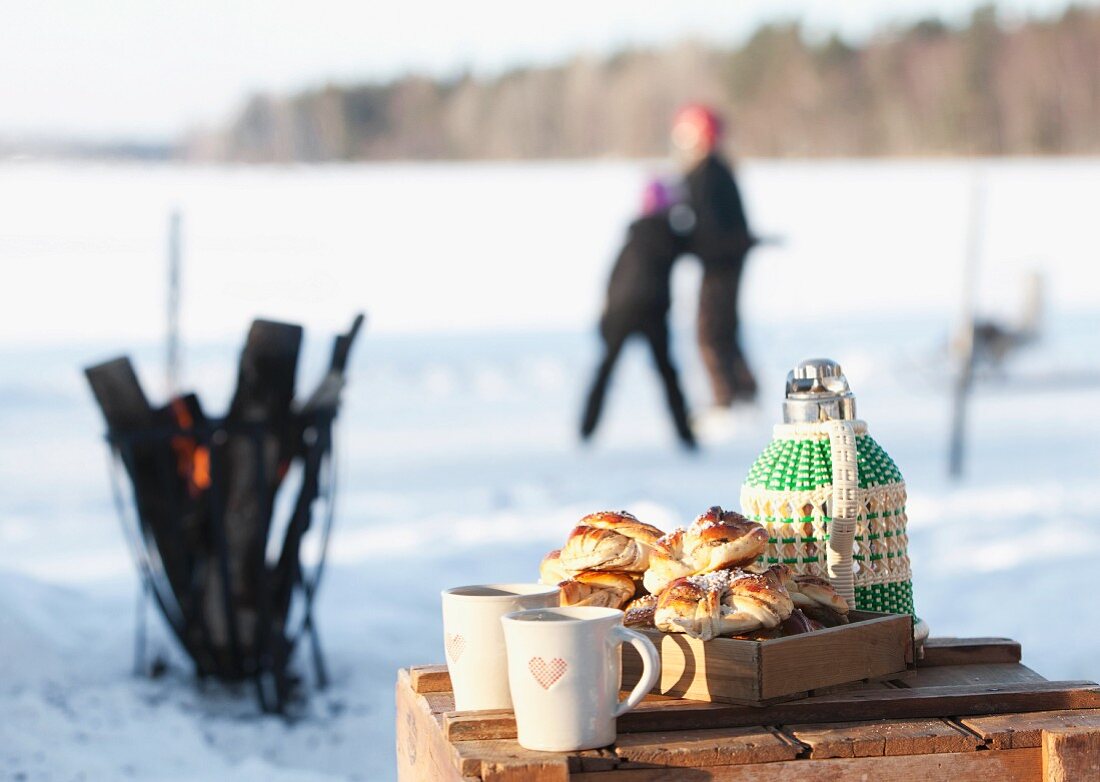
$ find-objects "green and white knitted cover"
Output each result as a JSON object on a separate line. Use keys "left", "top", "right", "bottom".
{"left": 739, "top": 420, "right": 914, "bottom": 616}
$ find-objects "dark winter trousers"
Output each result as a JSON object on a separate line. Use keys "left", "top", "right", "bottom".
{"left": 697, "top": 266, "right": 757, "bottom": 407}
{"left": 581, "top": 312, "right": 695, "bottom": 446}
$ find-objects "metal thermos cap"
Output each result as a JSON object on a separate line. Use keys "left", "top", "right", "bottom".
{"left": 783, "top": 358, "right": 857, "bottom": 423}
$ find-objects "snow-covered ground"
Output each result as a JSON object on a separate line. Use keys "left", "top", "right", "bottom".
{"left": 2, "top": 159, "right": 1100, "bottom": 780}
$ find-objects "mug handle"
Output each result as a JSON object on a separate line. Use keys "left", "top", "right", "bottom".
{"left": 611, "top": 625, "right": 660, "bottom": 718}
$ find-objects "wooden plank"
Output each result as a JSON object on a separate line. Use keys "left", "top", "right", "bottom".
{"left": 572, "top": 747, "right": 1041, "bottom": 781}
{"left": 759, "top": 613, "right": 912, "bottom": 700}
{"left": 410, "top": 664, "right": 452, "bottom": 694}
{"left": 571, "top": 749, "right": 622, "bottom": 773}
{"left": 892, "top": 662, "right": 1046, "bottom": 689}
{"left": 622, "top": 681, "right": 1100, "bottom": 734}
{"left": 962, "top": 709, "right": 1100, "bottom": 749}
{"left": 808, "top": 679, "right": 898, "bottom": 696}
{"left": 424, "top": 691, "right": 456, "bottom": 715}
{"left": 919, "top": 637, "right": 1021, "bottom": 667}
{"left": 481, "top": 757, "right": 568, "bottom": 782}
{"left": 449, "top": 739, "right": 616, "bottom": 777}
{"left": 445, "top": 708, "right": 517, "bottom": 741}
{"left": 444, "top": 680, "right": 1100, "bottom": 741}
{"left": 395, "top": 669, "right": 467, "bottom": 782}
{"left": 612, "top": 727, "right": 801, "bottom": 767}
{"left": 1042, "top": 727, "right": 1100, "bottom": 782}
{"left": 786, "top": 718, "right": 981, "bottom": 758}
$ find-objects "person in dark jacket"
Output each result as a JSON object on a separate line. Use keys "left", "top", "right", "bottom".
{"left": 674, "top": 104, "right": 758, "bottom": 406}
{"left": 580, "top": 181, "right": 696, "bottom": 448}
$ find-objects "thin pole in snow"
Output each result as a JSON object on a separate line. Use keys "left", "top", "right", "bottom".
{"left": 948, "top": 170, "right": 984, "bottom": 479}
{"left": 167, "top": 209, "right": 182, "bottom": 396}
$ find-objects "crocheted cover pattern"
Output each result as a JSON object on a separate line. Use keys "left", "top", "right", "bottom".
{"left": 739, "top": 422, "right": 914, "bottom": 615}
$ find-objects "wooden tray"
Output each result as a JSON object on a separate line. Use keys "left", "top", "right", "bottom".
{"left": 621, "top": 610, "right": 914, "bottom": 705}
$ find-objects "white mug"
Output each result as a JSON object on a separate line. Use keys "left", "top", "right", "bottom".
{"left": 441, "top": 583, "right": 560, "bottom": 711}
{"left": 501, "top": 606, "right": 660, "bottom": 752}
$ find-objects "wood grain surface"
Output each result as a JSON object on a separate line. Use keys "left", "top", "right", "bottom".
{"left": 1041, "top": 727, "right": 1100, "bottom": 782}
{"left": 962, "top": 708, "right": 1100, "bottom": 749}
{"left": 570, "top": 748, "right": 1041, "bottom": 781}
{"left": 786, "top": 718, "right": 980, "bottom": 758}
{"left": 443, "top": 680, "right": 1100, "bottom": 741}
{"left": 612, "top": 727, "right": 801, "bottom": 767}
{"left": 918, "top": 637, "right": 1021, "bottom": 667}
{"left": 397, "top": 638, "right": 1099, "bottom": 780}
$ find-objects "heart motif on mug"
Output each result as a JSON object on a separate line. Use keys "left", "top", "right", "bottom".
{"left": 528, "top": 657, "right": 567, "bottom": 689}
{"left": 446, "top": 634, "right": 466, "bottom": 662}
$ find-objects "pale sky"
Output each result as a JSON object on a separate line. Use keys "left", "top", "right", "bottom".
{"left": 1, "top": 0, "right": 1090, "bottom": 141}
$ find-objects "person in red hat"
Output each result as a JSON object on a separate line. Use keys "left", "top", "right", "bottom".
{"left": 672, "top": 104, "right": 758, "bottom": 406}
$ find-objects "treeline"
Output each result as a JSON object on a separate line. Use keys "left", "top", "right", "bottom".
{"left": 186, "top": 6, "right": 1100, "bottom": 162}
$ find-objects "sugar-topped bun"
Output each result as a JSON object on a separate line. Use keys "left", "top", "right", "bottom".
{"left": 654, "top": 568, "right": 794, "bottom": 641}
{"left": 643, "top": 507, "right": 768, "bottom": 594}
{"left": 538, "top": 549, "right": 572, "bottom": 585}
{"left": 577, "top": 511, "right": 664, "bottom": 547}
{"left": 765, "top": 564, "right": 849, "bottom": 615}
{"left": 624, "top": 594, "right": 658, "bottom": 628}
{"left": 686, "top": 506, "right": 769, "bottom": 572}
{"left": 558, "top": 570, "right": 637, "bottom": 609}
{"left": 791, "top": 574, "right": 849, "bottom": 615}
{"left": 558, "top": 511, "right": 664, "bottom": 573}
{"left": 654, "top": 572, "right": 726, "bottom": 640}
{"left": 642, "top": 528, "right": 696, "bottom": 594}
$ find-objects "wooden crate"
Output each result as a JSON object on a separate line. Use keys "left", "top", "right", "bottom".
{"left": 395, "top": 639, "right": 1100, "bottom": 781}
{"left": 621, "top": 610, "right": 913, "bottom": 705}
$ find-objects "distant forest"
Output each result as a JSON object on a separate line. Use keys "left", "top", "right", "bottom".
{"left": 187, "top": 6, "right": 1100, "bottom": 161}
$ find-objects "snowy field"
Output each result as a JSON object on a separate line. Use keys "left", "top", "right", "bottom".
{"left": 2, "top": 159, "right": 1100, "bottom": 780}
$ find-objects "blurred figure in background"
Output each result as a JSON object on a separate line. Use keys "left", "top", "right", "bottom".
{"left": 580, "top": 180, "right": 697, "bottom": 449}
{"left": 673, "top": 104, "right": 759, "bottom": 407}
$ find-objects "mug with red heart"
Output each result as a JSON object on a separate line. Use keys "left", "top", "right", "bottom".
{"left": 501, "top": 606, "right": 660, "bottom": 752}
{"left": 441, "top": 584, "right": 560, "bottom": 711}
